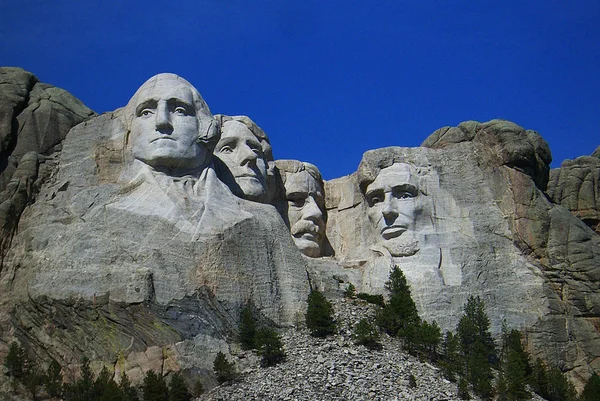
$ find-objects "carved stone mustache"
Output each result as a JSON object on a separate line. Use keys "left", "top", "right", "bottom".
{"left": 291, "top": 220, "right": 322, "bottom": 237}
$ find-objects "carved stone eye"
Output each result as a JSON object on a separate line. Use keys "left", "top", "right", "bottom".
{"left": 140, "top": 109, "right": 153, "bottom": 117}
{"left": 288, "top": 196, "right": 305, "bottom": 208}
{"left": 174, "top": 106, "right": 187, "bottom": 115}
{"left": 219, "top": 146, "right": 234, "bottom": 154}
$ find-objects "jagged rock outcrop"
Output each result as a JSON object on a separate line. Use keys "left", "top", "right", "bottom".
{"left": 0, "top": 67, "right": 95, "bottom": 272}
{"left": 322, "top": 119, "right": 600, "bottom": 388}
{"left": 547, "top": 148, "right": 600, "bottom": 234}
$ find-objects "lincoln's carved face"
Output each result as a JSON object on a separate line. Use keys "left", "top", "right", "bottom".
{"left": 215, "top": 120, "right": 268, "bottom": 200}
{"left": 129, "top": 75, "right": 209, "bottom": 171}
{"left": 364, "top": 163, "right": 421, "bottom": 256}
{"left": 283, "top": 170, "right": 325, "bottom": 258}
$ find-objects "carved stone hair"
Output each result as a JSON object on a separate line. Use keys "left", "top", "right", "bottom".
{"left": 356, "top": 147, "right": 429, "bottom": 196}
{"left": 214, "top": 114, "right": 274, "bottom": 162}
{"left": 123, "top": 73, "right": 220, "bottom": 152}
{"left": 275, "top": 159, "right": 323, "bottom": 187}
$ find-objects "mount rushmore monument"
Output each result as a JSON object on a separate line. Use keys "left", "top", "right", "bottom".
{"left": 0, "top": 67, "right": 599, "bottom": 389}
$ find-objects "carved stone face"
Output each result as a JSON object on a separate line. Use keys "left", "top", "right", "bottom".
{"left": 129, "top": 76, "right": 207, "bottom": 171}
{"left": 215, "top": 120, "right": 268, "bottom": 200}
{"left": 364, "top": 163, "right": 420, "bottom": 256}
{"left": 284, "top": 170, "right": 325, "bottom": 258}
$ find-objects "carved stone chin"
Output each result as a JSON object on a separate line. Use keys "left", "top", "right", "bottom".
{"left": 379, "top": 234, "right": 420, "bottom": 257}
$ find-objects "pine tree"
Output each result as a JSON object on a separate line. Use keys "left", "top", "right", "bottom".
{"left": 456, "top": 296, "right": 497, "bottom": 399}
{"left": 4, "top": 341, "right": 27, "bottom": 379}
{"left": 44, "top": 360, "right": 63, "bottom": 397}
{"left": 256, "top": 327, "right": 286, "bottom": 367}
{"left": 581, "top": 372, "right": 600, "bottom": 401}
{"left": 213, "top": 351, "right": 236, "bottom": 383}
{"left": 440, "top": 331, "right": 461, "bottom": 382}
{"left": 344, "top": 283, "right": 356, "bottom": 299}
{"left": 239, "top": 304, "right": 257, "bottom": 350}
{"left": 353, "top": 318, "right": 382, "bottom": 350}
{"left": 375, "top": 266, "right": 420, "bottom": 337}
{"left": 500, "top": 328, "right": 530, "bottom": 400}
{"left": 142, "top": 370, "right": 168, "bottom": 401}
{"left": 64, "top": 357, "right": 95, "bottom": 401}
{"left": 546, "top": 366, "right": 577, "bottom": 401}
{"left": 119, "top": 371, "right": 139, "bottom": 401}
{"left": 305, "top": 289, "right": 336, "bottom": 337}
{"left": 168, "top": 372, "right": 191, "bottom": 401}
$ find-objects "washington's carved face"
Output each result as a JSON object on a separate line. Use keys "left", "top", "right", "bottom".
{"left": 129, "top": 76, "right": 207, "bottom": 171}
{"left": 284, "top": 170, "right": 325, "bottom": 258}
{"left": 365, "top": 163, "right": 421, "bottom": 256}
{"left": 215, "top": 120, "right": 268, "bottom": 200}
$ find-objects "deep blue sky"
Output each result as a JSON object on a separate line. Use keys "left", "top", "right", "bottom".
{"left": 2, "top": 1, "right": 598, "bottom": 180}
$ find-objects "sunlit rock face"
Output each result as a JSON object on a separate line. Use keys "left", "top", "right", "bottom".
{"left": 323, "top": 120, "right": 600, "bottom": 385}
{"left": 0, "top": 67, "right": 598, "bottom": 391}
{"left": 0, "top": 73, "right": 309, "bottom": 383}
{"left": 547, "top": 149, "right": 600, "bottom": 234}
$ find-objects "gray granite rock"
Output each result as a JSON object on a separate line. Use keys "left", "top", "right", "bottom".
{"left": 547, "top": 149, "right": 600, "bottom": 234}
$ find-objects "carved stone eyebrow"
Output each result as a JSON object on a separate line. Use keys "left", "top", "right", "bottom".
{"left": 166, "top": 98, "right": 195, "bottom": 114}
{"left": 392, "top": 183, "right": 418, "bottom": 195}
{"left": 135, "top": 99, "right": 158, "bottom": 116}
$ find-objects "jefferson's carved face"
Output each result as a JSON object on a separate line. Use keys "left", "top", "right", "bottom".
{"left": 130, "top": 76, "right": 207, "bottom": 170}
{"left": 284, "top": 171, "right": 325, "bottom": 258}
{"left": 365, "top": 163, "right": 420, "bottom": 256}
{"left": 215, "top": 121, "right": 268, "bottom": 200}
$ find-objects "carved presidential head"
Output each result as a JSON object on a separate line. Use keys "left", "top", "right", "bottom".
{"left": 124, "top": 73, "right": 219, "bottom": 174}
{"left": 213, "top": 115, "right": 274, "bottom": 202}
{"left": 358, "top": 154, "right": 426, "bottom": 257}
{"left": 275, "top": 160, "right": 326, "bottom": 258}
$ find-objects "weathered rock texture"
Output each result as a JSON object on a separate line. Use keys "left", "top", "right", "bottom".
{"left": 0, "top": 67, "right": 95, "bottom": 271}
{"left": 547, "top": 149, "right": 600, "bottom": 234}
{"left": 322, "top": 120, "right": 600, "bottom": 387}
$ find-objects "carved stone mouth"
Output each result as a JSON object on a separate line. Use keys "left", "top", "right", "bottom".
{"left": 381, "top": 225, "right": 407, "bottom": 239}
{"left": 150, "top": 136, "right": 175, "bottom": 143}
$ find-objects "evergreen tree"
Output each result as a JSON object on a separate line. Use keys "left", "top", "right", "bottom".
{"left": 44, "top": 360, "right": 63, "bottom": 397}
{"left": 192, "top": 380, "right": 204, "bottom": 397}
{"left": 545, "top": 367, "right": 577, "bottom": 401}
{"left": 64, "top": 357, "right": 95, "bottom": 401}
{"left": 530, "top": 358, "right": 549, "bottom": 398}
{"left": 4, "top": 341, "right": 27, "bottom": 379}
{"left": 581, "top": 372, "right": 600, "bottom": 401}
{"left": 353, "top": 318, "right": 382, "bottom": 350}
{"left": 344, "top": 283, "right": 356, "bottom": 299}
{"left": 439, "top": 331, "right": 461, "bottom": 382}
{"left": 95, "top": 366, "right": 125, "bottom": 401}
{"left": 375, "top": 266, "right": 420, "bottom": 337}
{"left": 239, "top": 304, "right": 257, "bottom": 350}
{"left": 305, "top": 289, "right": 336, "bottom": 337}
{"left": 142, "top": 370, "right": 168, "bottom": 401}
{"left": 500, "top": 328, "right": 530, "bottom": 400}
{"left": 458, "top": 377, "right": 471, "bottom": 400}
{"left": 256, "top": 327, "right": 286, "bottom": 367}
{"left": 168, "top": 372, "right": 191, "bottom": 401}
{"left": 119, "top": 371, "right": 139, "bottom": 401}
{"left": 213, "top": 351, "right": 236, "bottom": 383}
{"left": 409, "top": 320, "right": 441, "bottom": 360}
{"left": 456, "top": 296, "right": 497, "bottom": 399}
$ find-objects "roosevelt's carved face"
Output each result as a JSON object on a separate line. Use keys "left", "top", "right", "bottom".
{"left": 215, "top": 120, "right": 268, "bottom": 200}
{"left": 129, "top": 76, "right": 207, "bottom": 171}
{"left": 284, "top": 170, "right": 325, "bottom": 258}
{"left": 364, "top": 163, "right": 421, "bottom": 256}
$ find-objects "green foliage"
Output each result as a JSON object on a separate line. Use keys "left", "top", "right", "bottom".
{"left": 529, "top": 358, "right": 576, "bottom": 401}
{"left": 119, "top": 371, "right": 139, "bottom": 401}
{"left": 344, "top": 283, "right": 356, "bottom": 299}
{"left": 458, "top": 377, "right": 471, "bottom": 400}
{"left": 239, "top": 304, "right": 257, "bottom": 350}
{"left": 4, "top": 342, "right": 27, "bottom": 379}
{"left": 142, "top": 370, "right": 168, "bottom": 401}
{"left": 439, "top": 331, "right": 461, "bottom": 382}
{"left": 499, "top": 328, "right": 530, "bottom": 400}
{"left": 356, "top": 292, "right": 385, "bottom": 306}
{"left": 375, "top": 266, "right": 420, "bottom": 337}
{"left": 94, "top": 367, "right": 123, "bottom": 401}
{"left": 256, "top": 327, "right": 286, "bottom": 367}
{"left": 192, "top": 380, "right": 204, "bottom": 397}
{"left": 45, "top": 360, "right": 63, "bottom": 397}
{"left": 168, "top": 372, "right": 191, "bottom": 401}
{"left": 406, "top": 320, "right": 442, "bottom": 359}
{"left": 353, "top": 318, "right": 382, "bottom": 350}
{"left": 64, "top": 357, "right": 95, "bottom": 401}
{"left": 581, "top": 372, "right": 600, "bottom": 401}
{"left": 408, "top": 374, "right": 417, "bottom": 388}
{"left": 213, "top": 351, "right": 236, "bottom": 383}
{"left": 457, "top": 296, "right": 497, "bottom": 399}
{"left": 305, "top": 290, "right": 336, "bottom": 337}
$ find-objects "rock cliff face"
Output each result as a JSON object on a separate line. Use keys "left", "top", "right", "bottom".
{"left": 547, "top": 149, "right": 600, "bottom": 234}
{"left": 0, "top": 69, "right": 598, "bottom": 392}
